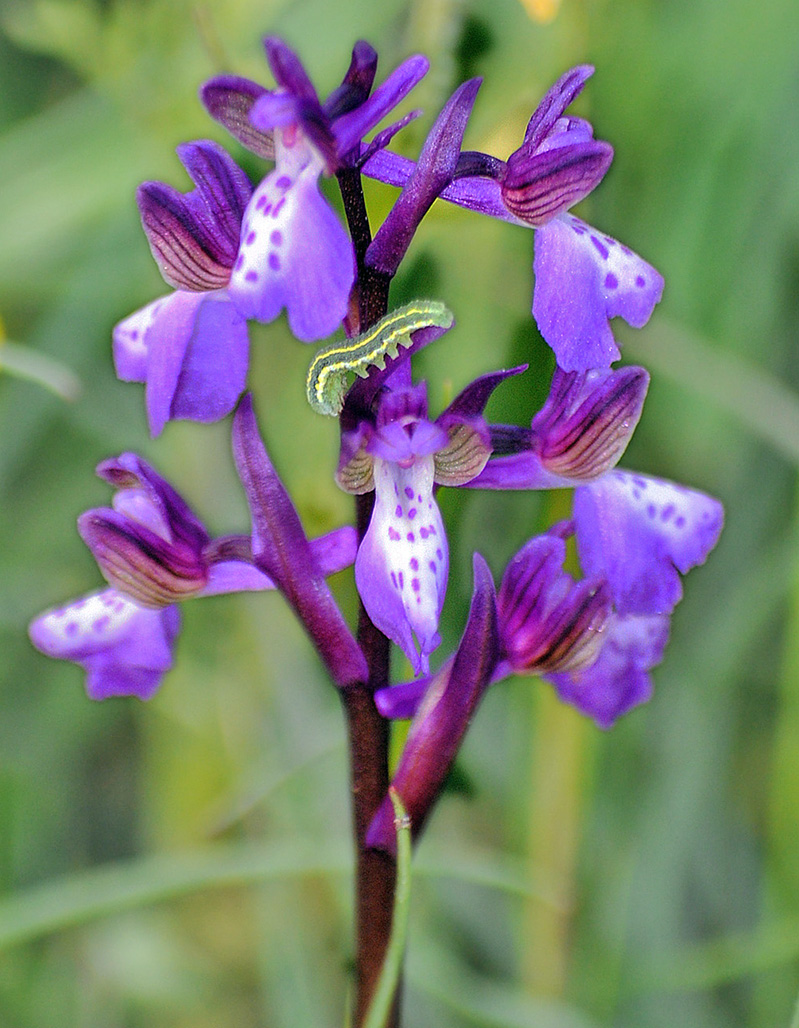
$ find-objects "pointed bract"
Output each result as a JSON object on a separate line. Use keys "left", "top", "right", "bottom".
{"left": 232, "top": 395, "right": 368, "bottom": 686}
{"left": 367, "top": 554, "right": 499, "bottom": 853}
{"left": 366, "top": 78, "right": 481, "bottom": 277}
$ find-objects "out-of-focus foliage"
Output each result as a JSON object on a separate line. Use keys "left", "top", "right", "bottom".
{"left": 2, "top": 0, "right": 799, "bottom": 1025}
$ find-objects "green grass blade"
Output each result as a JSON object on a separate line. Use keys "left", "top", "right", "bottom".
{"left": 362, "top": 788, "right": 412, "bottom": 1028}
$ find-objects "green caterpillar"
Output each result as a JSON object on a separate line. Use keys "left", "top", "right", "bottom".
{"left": 306, "top": 300, "right": 454, "bottom": 416}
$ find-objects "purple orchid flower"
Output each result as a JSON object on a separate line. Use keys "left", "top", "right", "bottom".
{"left": 368, "top": 539, "right": 610, "bottom": 852}
{"left": 362, "top": 66, "right": 664, "bottom": 371}
{"left": 491, "top": 528, "right": 673, "bottom": 727}
{"left": 201, "top": 38, "right": 429, "bottom": 341}
{"left": 466, "top": 367, "right": 723, "bottom": 722}
{"left": 336, "top": 363, "right": 522, "bottom": 676}
{"left": 29, "top": 452, "right": 358, "bottom": 699}
{"left": 473, "top": 364, "right": 651, "bottom": 489}
{"left": 114, "top": 141, "right": 253, "bottom": 436}
{"left": 468, "top": 367, "right": 724, "bottom": 625}
{"left": 373, "top": 361, "right": 723, "bottom": 730}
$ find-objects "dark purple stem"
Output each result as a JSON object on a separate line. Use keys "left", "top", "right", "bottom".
{"left": 337, "top": 165, "right": 398, "bottom": 1028}
{"left": 337, "top": 166, "right": 390, "bottom": 327}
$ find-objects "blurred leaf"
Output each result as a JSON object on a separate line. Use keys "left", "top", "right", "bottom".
{"left": 0, "top": 839, "right": 352, "bottom": 950}
{"left": 408, "top": 938, "right": 599, "bottom": 1028}
{"left": 625, "top": 319, "right": 799, "bottom": 465}
{"left": 0, "top": 839, "right": 560, "bottom": 950}
{"left": 0, "top": 340, "right": 81, "bottom": 400}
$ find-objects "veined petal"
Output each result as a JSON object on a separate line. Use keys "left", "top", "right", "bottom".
{"left": 367, "top": 555, "right": 499, "bottom": 853}
{"left": 228, "top": 158, "right": 354, "bottom": 341}
{"left": 546, "top": 613, "right": 669, "bottom": 727}
{"left": 501, "top": 140, "right": 613, "bottom": 227}
{"left": 78, "top": 510, "right": 207, "bottom": 607}
{"left": 355, "top": 456, "right": 448, "bottom": 675}
{"left": 140, "top": 290, "right": 249, "bottom": 436}
{"left": 200, "top": 75, "right": 275, "bottom": 160}
{"left": 532, "top": 366, "right": 649, "bottom": 480}
{"left": 498, "top": 535, "right": 610, "bottom": 674}
{"left": 29, "top": 589, "right": 180, "bottom": 701}
{"left": 137, "top": 141, "right": 252, "bottom": 291}
{"left": 433, "top": 420, "right": 492, "bottom": 486}
{"left": 533, "top": 214, "right": 664, "bottom": 370}
{"left": 574, "top": 470, "right": 724, "bottom": 615}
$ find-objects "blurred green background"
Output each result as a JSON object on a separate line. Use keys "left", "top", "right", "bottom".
{"left": 2, "top": 0, "right": 799, "bottom": 1024}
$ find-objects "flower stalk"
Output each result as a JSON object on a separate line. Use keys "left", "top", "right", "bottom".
{"left": 26, "top": 35, "right": 724, "bottom": 1028}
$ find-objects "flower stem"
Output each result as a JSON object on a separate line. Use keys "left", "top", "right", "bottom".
{"left": 342, "top": 490, "right": 399, "bottom": 1028}
{"left": 337, "top": 166, "right": 400, "bottom": 1025}
{"left": 337, "top": 166, "right": 390, "bottom": 326}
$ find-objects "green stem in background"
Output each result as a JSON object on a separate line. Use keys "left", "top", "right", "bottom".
{"left": 520, "top": 489, "right": 594, "bottom": 997}
{"left": 758, "top": 479, "right": 799, "bottom": 1025}
{"left": 789, "top": 984, "right": 799, "bottom": 1028}
{"left": 363, "top": 789, "right": 413, "bottom": 1028}
{"left": 521, "top": 688, "right": 592, "bottom": 995}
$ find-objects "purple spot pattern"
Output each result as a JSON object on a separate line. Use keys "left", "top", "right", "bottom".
{"left": 31, "top": 589, "right": 141, "bottom": 649}
{"left": 534, "top": 214, "right": 665, "bottom": 371}
{"left": 575, "top": 470, "right": 724, "bottom": 616}
{"left": 227, "top": 130, "right": 320, "bottom": 316}
{"left": 356, "top": 456, "right": 449, "bottom": 674}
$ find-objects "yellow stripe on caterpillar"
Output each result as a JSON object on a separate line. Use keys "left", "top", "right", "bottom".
{"left": 306, "top": 301, "right": 454, "bottom": 416}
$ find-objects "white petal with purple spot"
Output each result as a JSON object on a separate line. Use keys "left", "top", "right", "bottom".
{"left": 29, "top": 588, "right": 179, "bottom": 700}
{"left": 355, "top": 456, "right": 448, "bottom": 675}
{"left": 227, "top": 132, "right": 354, "bottom": 341}
{"left": 30, "top": 589, "right": 147, "bottom": 656}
